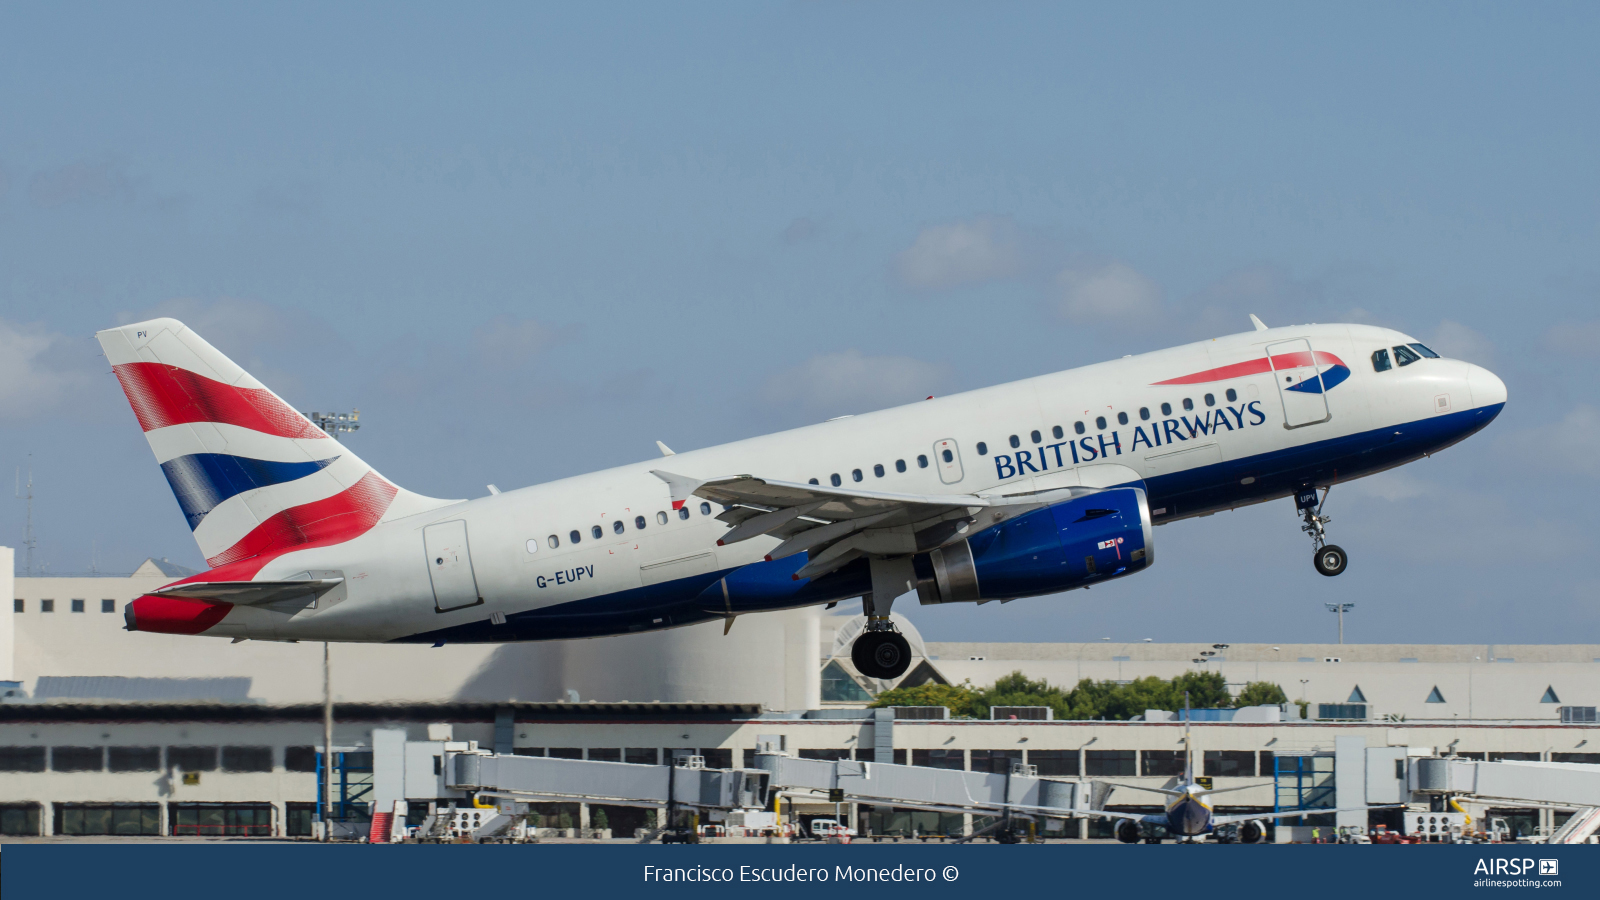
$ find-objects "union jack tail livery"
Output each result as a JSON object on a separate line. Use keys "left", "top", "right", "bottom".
{"left": 97, "top": 318, "right": 445, "bottom": 577}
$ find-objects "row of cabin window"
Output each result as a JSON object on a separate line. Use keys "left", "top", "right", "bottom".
{"left": 1371, "top": 342, "right": 1439, "bottom": 372}
{"left": 537, "top": 501, "right": 716, "bottom": 550}
{"left": 13, "top": 599, "right": 117, "bottom": 613}
{"left": 809, "top": 450, "right": 953, "bottom": 487}
{"left": 971, "top": 389, "right": 1242, "bottom": 456}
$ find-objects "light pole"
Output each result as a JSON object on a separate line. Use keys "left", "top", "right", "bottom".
{"left": 1325, "top": 602, "right": 1354, "bottom": 644}
{"left": 307, "top": 409, "right": 360, "bottom": 437}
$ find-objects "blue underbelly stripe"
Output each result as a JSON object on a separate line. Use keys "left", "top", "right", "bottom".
{"left": 160, "top": 453, "right": 339, "bottom": 530}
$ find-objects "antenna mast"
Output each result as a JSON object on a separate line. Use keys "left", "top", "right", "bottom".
{"left": 15, "top": 458, "right": 35, "bottom": 577}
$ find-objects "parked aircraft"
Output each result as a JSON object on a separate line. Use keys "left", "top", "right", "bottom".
{"left": 1057, "top": 695, "right": 1396, "bottom": 843}
{"left": 98, "top": 315, "right": 1504, "bottom": 678}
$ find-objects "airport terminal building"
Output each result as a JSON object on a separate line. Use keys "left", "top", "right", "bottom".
{"left": 2, "top": 556, "right": 1597, "bottom": 839}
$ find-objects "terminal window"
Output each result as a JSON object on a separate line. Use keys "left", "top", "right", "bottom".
{"left": 108, "top": 747, "right": 162, "bottom": 772}
{"left": 1086, "top": 750, "right": 1136, "bottom": 777}
{"left": 624, "top": 748, "right": 658, "bottom": 765}
{"left": 0, "top": 803, "right": 41, "bottom": 836}
{"left": 911, "top": 749, "right": 965, "bottom": 770}
{"left": 168, "top": 746, "right": 218, "bottom": 772}
{"left": 0, "top": 747, "right": 46, "bottom": 772}
{"left": 71, "top": 599, "right": 85, "bottom": 613}
{"left": 54, "top": 803, "right": 161, "bottom": 837}
{"left": 970, "top": 750, "right": 1023, "bottom": 774}
{"left": 40, "top": 599, "right": 53, "bottom": 613}
{"left": 799, "top": 749, "right": 853, "bottom": 761}
{"left": 221, "top": 746, "right": 273, "bottom": 772}
{"left": 587, "top": 748, "right": 622, "bottom": 762}
{"left": 1027, "top": 750, "right": 1079, "bottom": 776}
{"left": 12, "top": 599, "right": 20, "bottom": 612}
{"left": 101, "top": 599, "right": 115, "bottom": 613}
{"left": 51, "top": 747, "right": 104, "bottom": 772}
{"left": 699, "top": 749, "right": 733, "bottom": 768}
{"left": 1204, "top": 750, "right": 1256, "bottom": 777}
{"left": 171, "top": 803, "right": 272, "bottom": 837}
{"left": 1141, "top": 750, "right": 1184, "bottom": 777}
{"left": 548, "top": 748, "right": 582, "bottom": 760}
{"left": 284, "top": 746, "right": 318, "bottom": 772}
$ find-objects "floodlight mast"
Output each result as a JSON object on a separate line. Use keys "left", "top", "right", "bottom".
{"left": 307, "top": 409, "right": 360, "bottom": 437}
{"left": 1324, "top": 602, "right": 1355, "bottom": 644}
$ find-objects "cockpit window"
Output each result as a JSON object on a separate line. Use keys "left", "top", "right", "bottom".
{"left": 1372, "top": 348, "right": 1391, "bottom": 372}
{"left": 1409, "top": 342, "right": 1440, "bottom": 359}
{"left": 1393, "top": 345, "right": 1422, "bottom": 367}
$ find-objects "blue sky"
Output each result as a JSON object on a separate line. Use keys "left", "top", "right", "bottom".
{"left": 1, "top": 2, "right": 1596, "bottom": 645}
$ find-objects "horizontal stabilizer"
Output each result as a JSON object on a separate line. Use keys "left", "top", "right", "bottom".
{"left": 151, "top": 578, "right": 343, "bottom": 607}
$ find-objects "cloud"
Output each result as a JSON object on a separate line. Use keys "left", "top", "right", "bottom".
{"left": 1544, "top": 319, "right": 1600, "bottom": 358}
{"left": 1345, "top": 469, "right": 1429, "bottom": 502}
{"left": 895, "top": 215, "right": 1022, "bottom": 290}
{"left": 781, "top": 216, "right": 820, "bottom": 244}
{"left": 473, "top": 316, "right": 581, "bottom": 370}
{"left": 1054, "top": 259, "right": 1162, "bottom": 321}
{"left": 0, "top": 319, "right": 95, "bottom": 419}
{"left": 1498, "top": 405, "right": 1600, "bottom": 479}
{"left": 760, "top": 350, "right": 952, "bottom": 417}
{"left": 1428, "top": 319, "right": 1496, "bottom": 367}
{"left": 29, "top": 158, "right": 136, "bottom": 208}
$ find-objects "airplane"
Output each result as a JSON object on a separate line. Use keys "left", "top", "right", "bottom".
{"left": 1050, "top": 694, "right": 1398, "bottom": 843}
{"left": 98, "top": 314, "right": 1505, "bottom": 679}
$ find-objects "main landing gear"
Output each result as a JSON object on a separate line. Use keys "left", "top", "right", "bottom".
{"left": 851, "top": 592, "right": 912, "bottom": 680}
{"left": 1296, "top": 486, "right": 1348, "bottom": 577}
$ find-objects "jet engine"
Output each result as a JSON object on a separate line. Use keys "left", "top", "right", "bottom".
{"left": 1114, "top": 819, "right": 1142, "bottom": 844}
{"left": 1238, "top": 820, "right": 1267, "bottom": 844}
{"left": 915, "top": 488, "right": 1153, "bottom": 604}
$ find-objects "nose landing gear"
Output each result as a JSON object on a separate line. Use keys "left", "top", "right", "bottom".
{"left": 1296, "top": 486, "right": 1347, "bottom": 577}
{"left": 850, "top": 592, "right": 912, "bottom": 680}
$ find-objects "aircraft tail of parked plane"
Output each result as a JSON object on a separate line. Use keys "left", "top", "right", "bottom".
{"left": 96, "top": 319, "right": 454, "bottom": 578}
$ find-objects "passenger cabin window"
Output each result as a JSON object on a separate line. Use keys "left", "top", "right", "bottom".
{"left": 700, "top": 502, "right": 712, "bottom": 515}
{"left": 678, "top": 507, "right": 690, "bottom": 520}
{"left": 1139, "top": 407, "right": 1150, "bottom": 420}
{"left": 1204, "top": 393, "right": 1215, "bottom": 407}
{"left": 1030, "top": 430, "right": 1041, "bottom": 444}
{"left": 526, "top": 539, "right": 539, "bottom": 554}
{"left": 1182, "top": 398, "right": 1194, "bottom": 411}
{"left": 1074, "top": 421, "right": 1085, "bottom": 435}
{"left": 613, "top": 520, "right": 625, "bottom": 534}
{"left": 1116, "top": 412, "right": 1128, "bottom": 425}
{"left": 1393, "top": 345, "right": 1422, "bottom": 367}
{"left": 1052, "top": 425, "right": 1064, "bottom": 439}
{"left": 917, "top": 455, "right": 928, "bottom": 468}
{"left": 809, "top": 478, "right": 819, "bottom": 485}
{"left": 1095, "top": 416, "right": 1107, "bottom": 430}
{"left": 851, "top": 469, "right": 863, "bottom": 482}
{"left": 1226, "top": 388, "right": 1237, "bottom": 402}
{"left": 873, "top": 463, "right": 885, "bottom": 477}
{"left": 941, "top": 449, "right": 954, "bottom": 463}
{"left": 1409, "top": 343, "right": 1440, "bottom": 358}
{"left": 1009, "top": 435, "right": 1020, "bottom": 448}
{"left": 656, "top": 511, "right": 668, "bottom": 525}
{"left": 1372, "top": 348, "right": 1391, "bottom": 372}
{"left": 591, "top": 525, "right": 603, "bottom": 539}
{"left": 830, "top": 473, "right": 842, "bottom": 486}
{"left": 976, "top": 443, "right": 987, "bottom": 456}
{"left": 1161, "top": 402, "right": 1172, "bottom": 416}
{"left": 569, "top": 530, "right": 581, "bottom": 544}
{"left": 895, "top": 460, "right": 907, "bottom": 473}
{"left": 548, "top": 535, "right": 559, "bottom": 549}
{"left": 634, "top": 515, "right": 647, "bottom": 530}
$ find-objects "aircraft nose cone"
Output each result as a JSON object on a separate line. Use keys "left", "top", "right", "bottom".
{"left": 1467, "top": 364, "right": 1507, "bottom": 409}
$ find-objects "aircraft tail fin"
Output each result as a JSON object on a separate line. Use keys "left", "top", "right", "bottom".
{"left": 96, "top": 318, "right": 450, "bottom": 573}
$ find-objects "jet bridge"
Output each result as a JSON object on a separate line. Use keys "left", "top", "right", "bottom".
{"left": 1411, "top": 758, "right": 1600, "bottom": 844}
{"left": 440, "top": 749, "right": 1082, "bottom": 827}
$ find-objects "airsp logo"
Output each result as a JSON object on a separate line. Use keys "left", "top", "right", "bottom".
{"left": 1473, "top": 858, "right": 1555, "bottom": 876}
{"left": 1539, "top": 859, "right": 1559, "bottom": 877}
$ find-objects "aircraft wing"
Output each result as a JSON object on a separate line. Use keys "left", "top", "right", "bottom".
{"left": 1211, "top": 805, "right": 1401, "bottom": 826}
{"left": 1025, "top": 806, "right": 1169, "bottom": 825}
{"left": 150, "top": 579, "right": 343, "bottom": 607}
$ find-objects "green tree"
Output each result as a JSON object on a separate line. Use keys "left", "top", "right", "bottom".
{"left": 868, "top": 682, "right": 980, "bottom": 716}
{"left": 1233, "top": 681, "right": 1289, "bottom": 708}
{"left": 972, "top": 672, "right": 1073, "bottom": 720}
{"left": 590, "top": 808, "right": 609, "bottom": 831}
{"left": 1172, "top": 670, "right": 1230, "bottom": 709}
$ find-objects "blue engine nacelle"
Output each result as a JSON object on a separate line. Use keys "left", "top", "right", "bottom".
{"left": 914, "top": 488, "right": 1153, "bottom": 605}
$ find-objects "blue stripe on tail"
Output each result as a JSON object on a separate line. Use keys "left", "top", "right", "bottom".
{"left": 160, "top": 453, "right": 338, "bottom": 530}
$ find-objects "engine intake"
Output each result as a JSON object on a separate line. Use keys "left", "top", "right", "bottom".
{"left": 1115, "top": 818, "right": 1142, "bottom": 844}
{"left": 916, "top": 488, "right": 1153, "bottom": 604}
{"left": 1239, "top": 819, "right": 1267, "bottom": 844}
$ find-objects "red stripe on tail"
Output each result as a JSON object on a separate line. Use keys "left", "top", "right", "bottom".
{"left": 206, "top": 472, "right": 399, "bottom": 568}
{"left": 112, "top": 362, "right": 328, "bottom": 439}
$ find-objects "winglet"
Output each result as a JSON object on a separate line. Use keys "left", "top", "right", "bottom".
{"left": 1249, "top": 314, "right": 1268, "bottom": 332}
{"left": 656, "top": 441, "right": 675, "bottom": 457}
{"left": 649, "top": 469, "right": 703, "bottom": 510}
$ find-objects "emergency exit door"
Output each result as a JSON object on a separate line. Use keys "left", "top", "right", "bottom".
{"left": 424, "top": 520, "right": 481, "bottom": 611}
{"left": 933, "top": 438, "right": 965, "bottom": 484}
{"left": 1266, "top": 338, "right": 1334, "bottom": 429}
